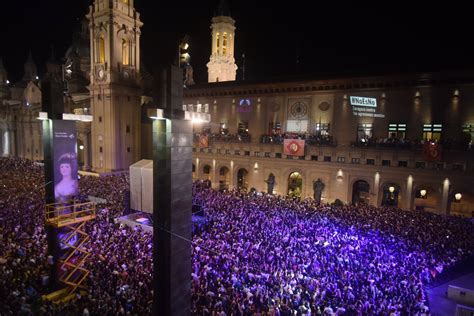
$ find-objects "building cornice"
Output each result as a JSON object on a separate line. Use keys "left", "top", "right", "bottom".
{"left": 184, "top": 70, "right": 474, "bottom": 98}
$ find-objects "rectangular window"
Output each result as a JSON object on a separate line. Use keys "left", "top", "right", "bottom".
{"left": 99, "top": 146, "right": 103, "bottom": 153}
{"left": 337, "top": 156, "right": 345, "bottom": 163}
{"left": 269, "top": 122, "right": 282, "bottom": 134}
{"left": 225, "top": 149, "right": 231, "bottom": 155}
{"left": 220, "top": 123, "right": 229, "bottom": 135}
{"left": 200, "top": 148, "right": 205, "bottom": 153}
{"left": 351, "top": 158, "right": 360, "bottom": 164}
{"left": 207, "top": 148, "right": 212, "bottom": 153}
{"left": 244, "top": 151, "right": 250, "bottom": 156}
{"left": 311, "top": 155, "right": 318, "bottom": 161}
{"left": 217, "top": 149, "right": 222, "bottom": 154}
{"left": 254, "top": 151, "right": 260, "bottom": 157}
{"left": 398, "top": 161, "right": 408, "bottom": 167}
{"left": 238, "top": 122, "right": 249, "bottom": 135}
{"left": 462, "top": 123, "right": 474, "bottom": 138}
{"left": 357, "top": 123, "right": 373, "bottom": 142}
{"left": 264, "top": 152, "right": 271, "bottom": 158}
{"left": 234, "top": 150, "right": 240, "bottom": 155}
{"left": 423, "top": 123, "right": 442, "bottom": 141}
{"left": 324, "top": 156, "right": 332, "bottom": 162}
{"left": 435, "top": 162, "right": 444, "bottom": 170}
{"left": 366, "top": 159, "right": 375, "bottom": 165}
{"left": 388, "top": 123, "right": 407, "bottom": 139}
{"left": 99, "top": 116, "right": 102, "bottom": 123}
{"left": 126, "top": 125, "right": 131, "bottom": 133}
{"left": 315, "top": 123, "right": 330, "bottom": 136}
{"left": 275, "top": 153, "right": 282, "bottom": 158}
{"left": 415, "top": 161, "right": 425, "bottom": 169}
{"left": 299, "top": 156, "right": 305, "bottom": 160}
{"left": 382, "top": 159, "right": 391, "bottom": 166}
{"left": 127, "top": 147, "right": 131, "bottom": 153}
{"left": 192, "top": 147, "right": 196, "bottom": 152}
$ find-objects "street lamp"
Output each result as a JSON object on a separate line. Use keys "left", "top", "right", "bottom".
{"left": 454, "top": 193, "right": 462, "bottom": 201}
{"left": 388, "top": 186, "right": 395, "bottom": 193}
{"left": 420, "top": 189, "right": 427, "bottom": 197}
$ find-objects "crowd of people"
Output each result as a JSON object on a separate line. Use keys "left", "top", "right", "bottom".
{"left": 191, "top": 184, "right": 474, "bottom": 314}
{"left": 1, "top": 157, "right": 473, "bottom": 315}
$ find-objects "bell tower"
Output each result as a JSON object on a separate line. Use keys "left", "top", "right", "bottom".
{"left": 207, "top": 0, "right": 237, "bottom": 83}
{"left": 88, "top": 0, "right": 143, "bottom": 172}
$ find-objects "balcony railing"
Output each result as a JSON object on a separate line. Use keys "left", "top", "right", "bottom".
{"left": 260, "top": 134, "right": 337, "bottom": 147}
{"left": 193, "top": 133, "right": 251, "bottom": 143}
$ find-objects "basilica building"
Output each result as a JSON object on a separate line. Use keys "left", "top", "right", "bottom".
{"left": 0, "top": 0, "right": 473, "bottom": 215}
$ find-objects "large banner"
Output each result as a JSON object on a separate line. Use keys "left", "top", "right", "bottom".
{"left": 198, "top": 134, "right": 209, "bottom": 148}
{"left": 53, "top": 120, "right": 78, "bottom": 203}
{"left": 423, "top": 142, "right": 442, "bottom": 162}
{"left": 283, "top": 139, "right": 305, "bottom": 156}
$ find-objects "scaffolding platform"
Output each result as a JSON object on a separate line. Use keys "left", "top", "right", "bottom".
{"left": 43, "top": 200, "right": 96, "bottom": 303}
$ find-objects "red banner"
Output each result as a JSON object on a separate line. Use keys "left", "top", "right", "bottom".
{"left": 198, "top": 134, "right": 209, "bottom": 148}
{"left": 423, "top": 142, "right": 442, "bottom": 162}
{"left": 283, "top": 139, "right": 305, "bottom": 156}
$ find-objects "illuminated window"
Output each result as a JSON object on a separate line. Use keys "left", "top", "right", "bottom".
{"left": 357, "top": 123, "right": 373, "bottom": 142}
{"left": 122, "top": 39, "right": 129, "bottom": 65}
{"left": 222, "top": 32, "right": 228, "bottom": 54}
{"left": 388, "top": 123, "right": 407, "bottom": 139}
{"left": 99, "top": 35, "right": 105, "bottom": 63}
{"left": 422, "top": 124, "right": 442, "bottom": 141}
{"left": 315, "top": 123, "right": 330, "bottom": 135}
{"left": 216, "top": 33, "right": 220, "bottom": 53}
{"left": 462, "top": 123, "right": 474, "bottom": 138}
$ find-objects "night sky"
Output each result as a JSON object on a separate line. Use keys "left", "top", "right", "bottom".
{"left": 1, "top": 0, "right": 473, "bottom": 84}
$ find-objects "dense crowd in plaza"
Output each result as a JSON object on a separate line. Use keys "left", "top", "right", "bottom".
{"left": 1, "top": 157, "right": 473, "bottom": 315}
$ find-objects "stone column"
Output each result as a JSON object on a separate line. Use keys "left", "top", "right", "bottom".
{"left": 440, "top": 178, "right": 450, "bottom": 215}
{"left": 405, "top": 175, "right": 413, "bottom": 210}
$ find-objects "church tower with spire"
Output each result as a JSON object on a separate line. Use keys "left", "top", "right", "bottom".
{"left": 207, "top": 0, "right": 237, "bottom": 83}
{"left": 87, "top": 0, "right": 143, "bottom": 172}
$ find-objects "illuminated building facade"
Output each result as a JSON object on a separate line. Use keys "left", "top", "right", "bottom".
{"left": 0, "top": 0, "right": 473, "bottom": 215}
{"left": 185, "top": 73, "right": 474, "bottom": 215}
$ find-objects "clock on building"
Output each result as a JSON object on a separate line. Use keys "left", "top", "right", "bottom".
{"left": 290, "top": 101, "right": 308, "bottom": 119}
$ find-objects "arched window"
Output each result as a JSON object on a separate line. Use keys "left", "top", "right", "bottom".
{"left": 216, "top": 33, "right": 220, "bottom": 53}
{"left": 222, "top": 32, "right": 228, "bottom": 55}
{"left": 98, "top": 35, "right": 105, "bottom": 64}
{"left": 122, "top": 39, "right": 129, "bottom": 65}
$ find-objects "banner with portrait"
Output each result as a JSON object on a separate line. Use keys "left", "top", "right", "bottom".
{"left": 198, "top": 134, "right": 209, "bottom": 148}
{"left": 283, "top": 139, "right": 305, "bottom": 156}
{"left": 53, "top": 120, "right": 79, "bottom": 203}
